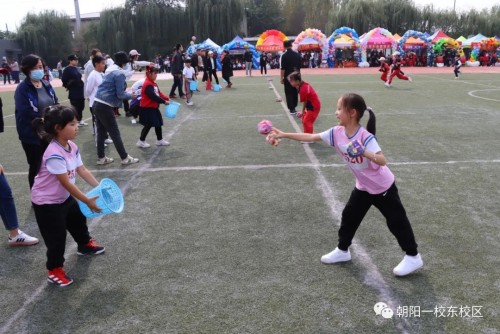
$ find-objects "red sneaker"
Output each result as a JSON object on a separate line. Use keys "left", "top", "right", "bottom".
{"left": 77, "top": 239, "right": 105, "bottom": 256}
{"left": 47, "top": 267, "right": 73, "bottom": 287}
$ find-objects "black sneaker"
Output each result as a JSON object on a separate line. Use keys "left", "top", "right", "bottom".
{"left": 169, "top": 94, "right": 177, "bottom": 98}
{"left": 125, "top": 112, "right": 132, "bottom": 117}
{"left": 77, "top": 239, "right": 105, "bottom": 256}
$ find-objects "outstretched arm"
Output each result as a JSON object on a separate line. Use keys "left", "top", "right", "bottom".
{"left": 271, "top": 127, "right": 321, "bottom": 143}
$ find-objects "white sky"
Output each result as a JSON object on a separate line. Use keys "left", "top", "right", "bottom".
{"left": 1, "top": 0, "right": 498, "bottom": 32}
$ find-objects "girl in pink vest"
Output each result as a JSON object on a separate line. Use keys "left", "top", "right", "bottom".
{"left": 270, "top": 93, "right": 423, "bottom": 276}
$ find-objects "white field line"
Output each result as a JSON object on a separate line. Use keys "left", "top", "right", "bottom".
{"left": 268, "top": 80, "right": 411, "bottom": 333}
{"left": 0, "top": 111, "right": 194, "bottom": 334}
{"left": 5, "top": 159, "right": 500, "bottom": 176}
{"left": 467, "top": 89, "right": 500, "bottom": 102}
{"left": 417, "top": 74, "right": 500, "bottom": 89}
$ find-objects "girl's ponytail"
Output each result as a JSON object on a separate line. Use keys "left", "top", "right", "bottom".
{"left": 366, "top": 107, "right": 376, "bottom": 135}
{"left": 32, "top": 117, "right": 50, "bottom": 141}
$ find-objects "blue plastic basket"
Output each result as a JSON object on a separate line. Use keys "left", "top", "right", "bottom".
{"left": 213, "top": 84, "right": 221, "bottom": 92}
{"left": 189, "top": 80, "right": 198, "bottom": 91}
{"left": 78, "top": 178, "right": 124, "bottom": 219}
{"left": 165, "top": 102, "right": 181, "bottom": 118}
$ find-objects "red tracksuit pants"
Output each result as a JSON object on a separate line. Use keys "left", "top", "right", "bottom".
{"left": 387, "top": 69, "right": 409, "bottom": 84}
{"left": 302, "top": 109, "right": 319, "bottom": 133}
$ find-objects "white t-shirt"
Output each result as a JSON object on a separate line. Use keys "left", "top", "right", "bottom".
{"left": 183, "top": 66, "right": 195, "bottom": 81}
{"left": 84, "top": 70, "right": 104, "bottom": 107}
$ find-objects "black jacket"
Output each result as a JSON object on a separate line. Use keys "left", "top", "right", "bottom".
{"left": 280, "top": 48, "right": 301, "bottom": 76}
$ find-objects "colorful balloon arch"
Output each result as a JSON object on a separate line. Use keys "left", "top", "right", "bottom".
{"left": 359, "top": 27, "right": 396, "bottom": 63}
{"left": 328, "top": 27, "right": 361, "bottom": 62}
{"left": 397, "top": 30, "right": 432, "bottom": 54}
{"left": 433, "top": 38, "right": 460, "bottom": 54}
{"left": 292, "top": 28, "right": 328, "bottom": 58}
{"left": 480, "top": 37, "right": 500, "bottom": 51}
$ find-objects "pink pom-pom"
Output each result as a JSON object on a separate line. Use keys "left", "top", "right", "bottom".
{"left": 257, "top": 120, "right": 273, "bottom": 135}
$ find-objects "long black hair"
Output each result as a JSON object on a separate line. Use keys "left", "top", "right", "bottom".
{"left": 32, "top": 105, "right": 78, "bottom": 142}
{"left": 340, "top": 93, "right": 376, "bottom": 135}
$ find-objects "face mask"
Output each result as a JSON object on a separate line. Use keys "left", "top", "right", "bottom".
{"left": 31, "top": 69, "right": 44, "bottom": 80}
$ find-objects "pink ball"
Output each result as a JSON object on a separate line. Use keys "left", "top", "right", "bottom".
{"left": 257, "top": 120, "right": 273, "bottom": 135}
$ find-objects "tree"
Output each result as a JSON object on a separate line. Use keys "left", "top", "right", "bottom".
{"left": 282, "top": 0, "right": 306, "bottom": 35}
{"left": 186, "top": 0, "right": 244, "bottom": 43}
{"left": 245, "top": 0, "right": 283, "bottom": 36}
{"left": 125, "top": 0, "right": 183, "bottom": 9}
{"left": 0, "top": 30, "right": 17, "bottom": 40}
{"left": 16, "top": 11, "right": 72, "bottom": 67}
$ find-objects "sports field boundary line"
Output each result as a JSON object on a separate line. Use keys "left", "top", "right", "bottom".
{"left": 0, "top": 110, "right": 194, "bottom": 334}
{"left": 467, "top": 88, "right": 500, "bottom": 102}
{"left": 268, "top": 79, "right": 411, "bottom": 333}
{"left": 5, "top": 159, "right": 500, "bottom": 176}
{"left": 416, "top": 73, "right": 500, "bottom": 89}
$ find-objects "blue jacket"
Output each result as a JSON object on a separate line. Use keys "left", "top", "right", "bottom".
{"left": 95, "top": 65, "right": 132, "bottom": 108}
{"left": 15, "top": 77, "right": 58, "bottom": 145}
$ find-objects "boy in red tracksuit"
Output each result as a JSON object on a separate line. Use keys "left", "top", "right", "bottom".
{"left": 378, "top": 57, "right": 390, "bottom": 83}
{"left": 287, "top": 71, "right": 321, "bottom": 140}
{"left": 386, "top": 52, "right": 412, "bottom": 87}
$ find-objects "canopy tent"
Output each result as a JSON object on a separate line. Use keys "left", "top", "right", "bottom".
{"left": 462, "top": 33, "right": 487, "bottom": 47}
{"left": 297, "top": 37, "right": 321, "bottom": 51}
{"left": 397, "top": 30, "right": 431, "bottom": 55}
{"left": 393, "top": 33, "right": 402, "bottom": 42}
{"left": 292, "top": 28, "right": 328, "bottom": 60}
{"left": 428, "top": 30, "right": 453, "bottom": 43}
{"left": 187, "top": 38, "right": 222, "bottom": 70}
{"left": 456, "top": 36, "right": 467, "bottom": 44}
{"left": 361, "top": 31, "right": 395, "bottom": 48}
{"left": 331, "top": 34, "right": 358, "bottom": 48}
{"left": 404, "top": 36, "right": 425, "bottom": 47}
{"left": 359, "top": 27, "right": 396, "bottom": 65}
{"left": 221, "top": 35, "right": 259, "bottom": 69}
{"left": 256, "top": 30, "right": 288, "bottom": 52}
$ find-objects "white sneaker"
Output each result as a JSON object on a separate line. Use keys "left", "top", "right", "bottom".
{"left": 320, "top": 247, "right": 351, "bottom": 264}
{"left": 385, "top": 82, "right": 391, "bottom": 88}
{"left": 156, "top": 139, "right": 170, "bottom": 146}
{"left": 136, "top": 140, "right": 150, "bottom": 148}
{"left": 78, "top": 120, "right": 88, "bottom": 126}
{"left": 8, "top": 230, "right": 39, "bottom": 246}
{"left": 104, "top": 138, "right": 113, "bottom": 144}
{"left": 408, "top": 77, "right": 413, "bottom": 82}
{"left": 455, "top": 76, "right": 459, "bottom": 79}
{"left": 96, "top": 156, "right": 114, "bottom": 165}
{"left": 121, "top": 155, "right": 139, "bottom": 165}
{"left": 186, "top": 101, "right": 194, "bottom": 106}
{"left": 131, "top": 118, "right": 137, "bottom": 124}
{"left": 393, "top": 254, "right": 423, "bottom": 276}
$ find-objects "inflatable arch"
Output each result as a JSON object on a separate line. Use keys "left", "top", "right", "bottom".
{"left": 293, "top": 28, "right": 328, "bottom": 60}
{"left": 359, "top": 27, "right": 396, "bottom": 65}
{"left": 397, "top": 30, "right": 432, "bottom": 55}
{"left": 328, "top": 27, "right": 361, "bottom": 63}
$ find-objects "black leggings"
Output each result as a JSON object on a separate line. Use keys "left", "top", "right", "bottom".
{"left": 207, "top": 69, "right": 219, "bottom": 85}
{"left": 140, "top": 126, "right": 162, "bottom": 141}
{"left": 33, "top": 197, "right": 91, "bottom": 270}
{"left": 337, "top": 183, "right": 418, "bottom": 256}
{"left": 21, "top": 142, "right": 46, "bottom": 189}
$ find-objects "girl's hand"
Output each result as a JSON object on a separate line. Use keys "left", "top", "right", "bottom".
{"left": 271, "top": 127, "right": 284, "bottom": 139}
{"left": 0, "top": 164, "right": 4, "bottom": 175}
{"left": 85, "top": 196, "right": 102, "bottom": 213}
{"left": 296, "top": 111, "right": 303, "bottom": 118}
